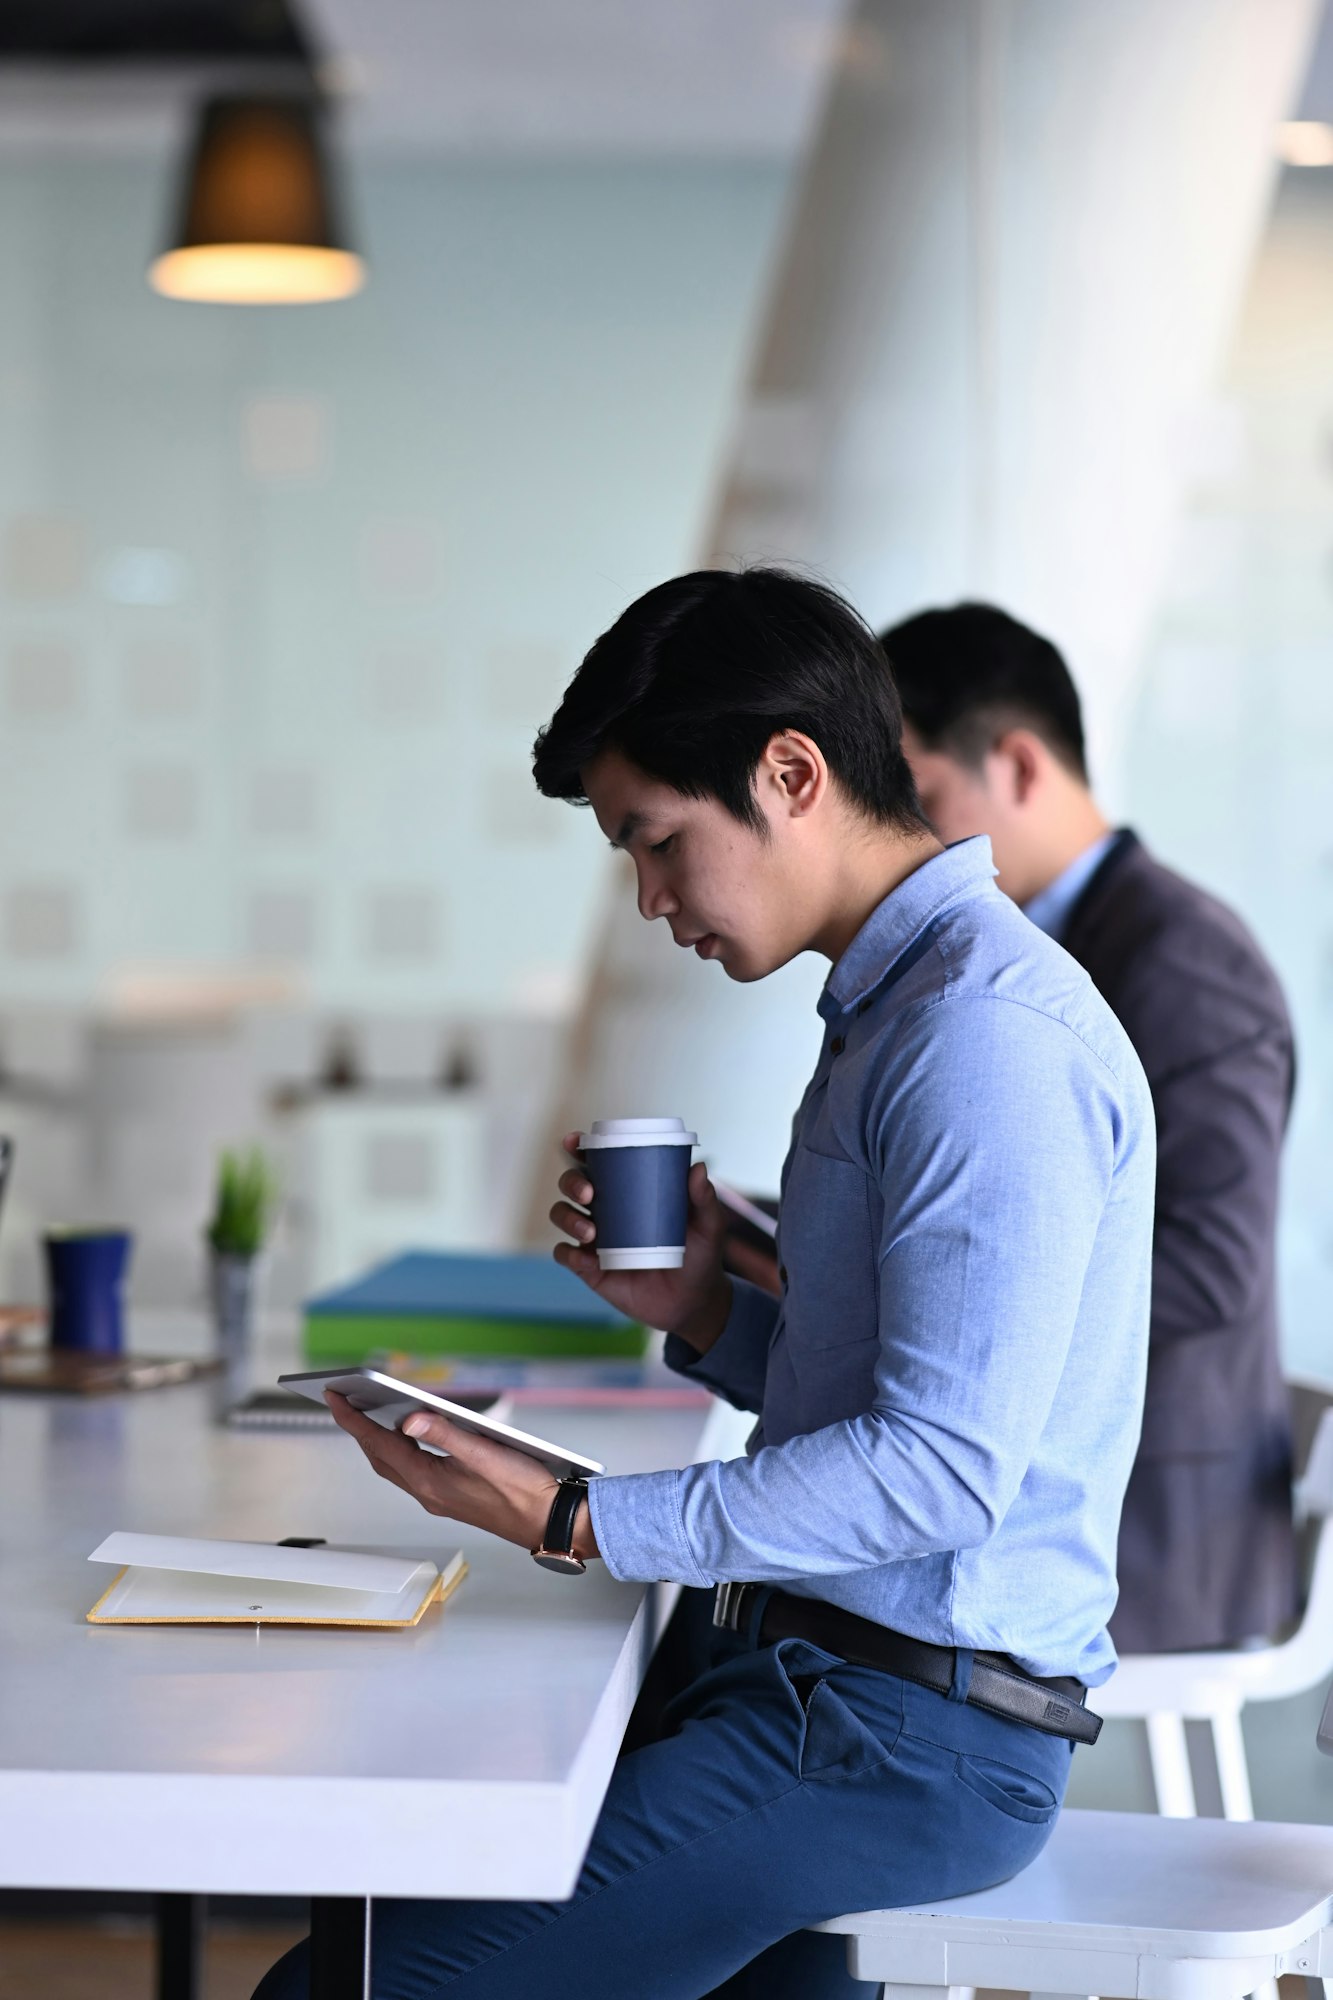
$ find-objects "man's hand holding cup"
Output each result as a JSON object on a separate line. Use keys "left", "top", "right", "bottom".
{"left": 550, "top": 1118, "right": 731, "bottom": 1356}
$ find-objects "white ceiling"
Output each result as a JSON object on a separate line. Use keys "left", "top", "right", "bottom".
{"left": 0, "top": 0, "right": 854, "bottom": 159}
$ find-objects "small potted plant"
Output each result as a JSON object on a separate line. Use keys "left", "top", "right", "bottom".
{"left": 206, "top": 1147, "right": 280, "bottom": 1399}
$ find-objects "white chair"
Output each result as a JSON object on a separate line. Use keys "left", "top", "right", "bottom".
{"left": 1096, "top": 1405, "right": 1333, "bottom": 1820}
{"left": 816, "top": 1806, "right": 1333, "bottom": 1999}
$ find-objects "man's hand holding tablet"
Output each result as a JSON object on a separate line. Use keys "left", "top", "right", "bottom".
{"left": 281, "top": 1368, "right": 606, "bottom": 1569}
{"left": 325, "top": 1390, "right": 601, "bottom": 1562}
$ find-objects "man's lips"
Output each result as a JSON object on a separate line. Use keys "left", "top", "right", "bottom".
{"left": 675, "top": 932, "right": 719, "bottom": 957}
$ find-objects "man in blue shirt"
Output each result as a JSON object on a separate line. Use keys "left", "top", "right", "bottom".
{"left": 257, "top": 568, "right": 1153, "bottom": 2000}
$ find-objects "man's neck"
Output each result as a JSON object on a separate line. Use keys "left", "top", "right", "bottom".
{"left": 811, "top": 825, "right": 944, "bottom": 963}
{"left": 1023, "top": 794, "right": 1112, "bottom": 904}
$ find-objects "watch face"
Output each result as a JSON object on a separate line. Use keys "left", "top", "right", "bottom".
{"left": 533, "top": 1550, "right": 587, "bottom": 1576}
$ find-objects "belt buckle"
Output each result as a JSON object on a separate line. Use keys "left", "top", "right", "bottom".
{"left": 713, "top": 1582, "right": 752, "bottom": 1632}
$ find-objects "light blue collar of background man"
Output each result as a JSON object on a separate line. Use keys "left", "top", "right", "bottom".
{"left": 1022, "top": 829, "right": 1117, "bottom": 941}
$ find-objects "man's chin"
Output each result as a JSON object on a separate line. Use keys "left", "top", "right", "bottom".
{"left": 689, "top": 932, "right": 790, "bottom": 983}
{"left": 716, "top": 947, "right": 775, "bottom": 985}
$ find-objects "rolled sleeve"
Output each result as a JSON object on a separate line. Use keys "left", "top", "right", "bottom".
{"left": 587, "top": 1467, "right": 711, "bottom": 1586}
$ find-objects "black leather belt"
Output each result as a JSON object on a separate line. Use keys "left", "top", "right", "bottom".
{"left": 713, "top": 1583, "right": 1101, "bottom": 1746}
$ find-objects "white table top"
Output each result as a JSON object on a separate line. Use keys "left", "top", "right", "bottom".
{"left": 0, "top": 1335, "right": 742, "bottom": 1900}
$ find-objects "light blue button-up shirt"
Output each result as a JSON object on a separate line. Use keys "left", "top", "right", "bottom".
{"left": 587, "top": 838, "right": 1155, "bottom": 1684}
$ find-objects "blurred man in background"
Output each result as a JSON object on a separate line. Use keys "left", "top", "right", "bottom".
{"left": 883, "top": 602, "right": 1297, "bottom": 1654}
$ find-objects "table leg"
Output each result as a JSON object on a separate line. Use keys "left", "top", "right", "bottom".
{"left": 310, "top": 1896, "right": 372, "bottom": 2000}
{"left": 156, "top": 1892, "right": 205, "bottom": 2000}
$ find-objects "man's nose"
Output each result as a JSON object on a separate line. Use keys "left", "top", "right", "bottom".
{"left": 636, "top": 868, "right": 678, "bottom": 922}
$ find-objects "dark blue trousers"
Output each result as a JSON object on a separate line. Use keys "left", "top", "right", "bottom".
{"left": 255, "top": 1622, "right": 1071, "bottom": 1999}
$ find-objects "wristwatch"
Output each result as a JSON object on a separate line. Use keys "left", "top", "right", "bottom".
{"left": 532, "top": 1477, "right": 589, "bottom": 1575}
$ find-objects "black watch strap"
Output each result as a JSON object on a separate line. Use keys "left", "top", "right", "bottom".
{"left": 533, "top": 1477, "right": 589, "bottom": 1575}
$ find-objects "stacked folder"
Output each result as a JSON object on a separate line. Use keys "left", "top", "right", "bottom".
{"left": 302, "top": 1249, "right": 647, "bottom": 1363}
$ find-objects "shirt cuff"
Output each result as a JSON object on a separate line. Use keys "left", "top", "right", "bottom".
{"left": 587, "top": 1468, "right": 712, "bottom": 1587}
{"left": 662, "top": 1277, "right": 776, "bottom": 1411}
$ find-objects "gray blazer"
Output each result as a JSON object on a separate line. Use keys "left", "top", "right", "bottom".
{"left": 1060, "top": 831, "right": 1297, "bottom": 1652}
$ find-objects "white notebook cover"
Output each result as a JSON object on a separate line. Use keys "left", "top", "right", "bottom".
{"left": 86, "top": 1533, "right": 466, "bottom": 1628}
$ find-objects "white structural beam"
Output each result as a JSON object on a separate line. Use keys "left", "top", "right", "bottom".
{"left": 714, "top": 0, "right": 1319, "bottom": 799}
{"left": 552, "top": 0, "right": 1319, "bottom": 1204}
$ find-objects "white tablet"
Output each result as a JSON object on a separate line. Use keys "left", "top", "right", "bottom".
{"left": 277, "top": 1367, "right": 606, "bottom": 1479}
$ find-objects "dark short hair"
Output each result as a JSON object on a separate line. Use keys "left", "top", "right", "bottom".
{"left": 881, "top": 603, "right": 1088, "bottom": 782}
{"left": 532, "top": 566, "right": 926, "bottom": 835}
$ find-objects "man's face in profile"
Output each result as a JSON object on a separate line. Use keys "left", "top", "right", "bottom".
{"left": 580, "top": 746, "right": 810, "bottom": 985}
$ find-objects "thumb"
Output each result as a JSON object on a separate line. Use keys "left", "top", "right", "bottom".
{"left": 402, "top": 1410, "right": 514, "bottom": 1475}
{"left": 688, "top": 1160, "right": 718, "bottom": 1213}
{"left": 401, "top": 1411, "right": 478, "bottom": 1456}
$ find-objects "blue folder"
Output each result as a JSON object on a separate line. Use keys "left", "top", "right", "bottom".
{"left": 302, "top": 1249, "right": 646, "bottom": 1360}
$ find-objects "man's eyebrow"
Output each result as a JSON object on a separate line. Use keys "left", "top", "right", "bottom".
{"left": 608, "top": 811, "right": 647, "bottom": 852}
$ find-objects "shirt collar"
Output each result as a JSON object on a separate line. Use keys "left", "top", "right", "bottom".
{"left": 1022, "top": 831, "right": 1117, "bottom": 944}
{"left": 820, "top": 836, "right": 998, "bottom": 1019}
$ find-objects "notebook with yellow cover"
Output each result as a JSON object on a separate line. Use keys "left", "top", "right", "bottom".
{"left": 86, "top": 1532, "right": 466, "bottom": 1628}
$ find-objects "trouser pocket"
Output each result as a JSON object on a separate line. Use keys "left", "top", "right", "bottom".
{"left": 954, "top": 1750, "right": 1060, "bottom": 1824}
{"left": 771, "top": 1639, "right": 905, "bottom": 1784}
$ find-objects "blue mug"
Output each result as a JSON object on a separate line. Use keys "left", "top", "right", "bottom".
{"left": 44, "top": 1230, "right": 133, "bottom": 1354}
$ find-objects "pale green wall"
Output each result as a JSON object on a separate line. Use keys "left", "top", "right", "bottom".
{"left": 0, "top": 155, "right": 790, "bottom": 1013}
{"left": 1125, "top": 165, "right": 1333, "bottom": 1386}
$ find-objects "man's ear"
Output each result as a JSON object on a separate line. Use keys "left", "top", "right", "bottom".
{"left": 759, "top": 730, "right": 827, "bottom": 819}
{"left": 990, "top": 729, "right": 1044, "bottom": 809}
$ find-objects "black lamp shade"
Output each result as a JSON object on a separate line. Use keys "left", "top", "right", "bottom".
{"left": 150, "top": 94, "right": 365, "bottom": 304}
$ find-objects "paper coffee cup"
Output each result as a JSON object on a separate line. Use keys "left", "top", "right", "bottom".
{"left": 578, "top": 1118, "right": 698, "bottom": 1271}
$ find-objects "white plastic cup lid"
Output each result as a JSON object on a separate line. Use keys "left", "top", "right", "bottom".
{"left": 580, "top": 1117, "right": 698, "bottom": 1150}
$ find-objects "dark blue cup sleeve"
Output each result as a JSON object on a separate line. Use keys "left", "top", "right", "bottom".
{"left": 586, "top": 1145, "right": 690, "bottom": 1250}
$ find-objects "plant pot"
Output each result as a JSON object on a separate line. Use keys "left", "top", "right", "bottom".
{"left": 208, "top": 1247, "right": 258, "bottom": 1404}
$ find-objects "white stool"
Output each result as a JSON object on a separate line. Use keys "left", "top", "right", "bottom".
{"left": 816, "top": 1806, "right": 1333, "bottom": 1998}
{"left": 1096, "top": 1405, "right": 1333, "bottom": 1820}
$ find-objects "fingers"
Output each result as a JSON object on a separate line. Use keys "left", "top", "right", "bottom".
{"left": 359, "top": 1454, "right": 414, "bottom": 1496}
{"left": 687, "top": 1161, "right": 724, "bottom": 1240}
{"left": 325, "top": 1389, "right": 387, "bottom": 1445}
{"left": 327, "top": 1390, "right": 426, "bottom": 1470}
{"left": 325, "top": 1394, "right": 492, "bottom": 1521}
{"left": 325, "top": 1394, "right": 418, "bottom": 1494}
{"left": 557, "top": 1165, "right": 594, "bottom": 1206}
{"left": 553, "top": 1240, "right": 603, "bottom": 1287}
{"left": 551, "top": 1161, "right": 595, "bottom": 1250}
{"left": 561, "top": 1131, "right": 585, "bottom": 1160}
{"left": 550, "top": 1198, "right": 595, "bottom": 1244}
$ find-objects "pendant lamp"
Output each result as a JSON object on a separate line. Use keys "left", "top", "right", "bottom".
{"left": 149, "top": 94, "right": 365, "bottom": 305}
